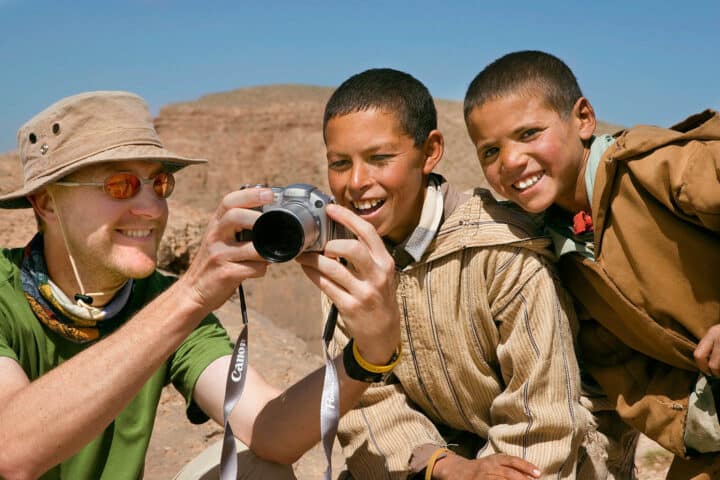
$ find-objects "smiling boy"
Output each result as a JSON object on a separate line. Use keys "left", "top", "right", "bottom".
{"left": 317, "top": 68, "right": 597, "bottom": 479}
{"left": 463, "top": 50, "right": 720, "bottom": 479}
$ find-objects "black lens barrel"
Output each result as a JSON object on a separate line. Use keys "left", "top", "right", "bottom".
{"left": 252, "top": 210, "right": 306, "bottom": 262}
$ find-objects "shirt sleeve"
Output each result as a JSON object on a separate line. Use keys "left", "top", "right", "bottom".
{"left": 480, "top": 248, "right": 590, "bottom": 479}
{"left": 0, "top": 275, "right": 23, "bottom": 363}
{"left": 675, "top": 139, "right": 720, "bottom": 232}
{"left": 325, "top": 296, "right": 445, "bottom": 479}
{"left": 631, "top": 135, "right": 720, "bottom": 233}
{"left": 168, "top": 312, "right": 233, "bottom": 424}
{"left": 0, "top": 324, "right": 19, "bottom": 362}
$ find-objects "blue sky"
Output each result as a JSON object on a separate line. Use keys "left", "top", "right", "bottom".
{"left": 1, "top": 1, "right": 718, "bottom": 152}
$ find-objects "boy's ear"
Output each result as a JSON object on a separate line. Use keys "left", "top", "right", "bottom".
{"left": 421, "top": 130, "right": 444, "bottom": 175}
{"left": 573, "top": 97, "right": 596, "bottom": 141}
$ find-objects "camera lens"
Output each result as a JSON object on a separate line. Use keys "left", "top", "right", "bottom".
{"left": 252, "top": 210, "right": 308, "bottom": 262}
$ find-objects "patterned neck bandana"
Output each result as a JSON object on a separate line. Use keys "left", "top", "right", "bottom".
{"left": 20, "top": 234, "right": 133, "bottom": 343}
{"left": 388, "top": 173, "right": 444, "bottom": 270}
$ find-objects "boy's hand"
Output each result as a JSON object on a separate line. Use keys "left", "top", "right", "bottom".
{"left": 694, "top": 325, "right": 720, "bottom": 376}
{"left": 177, "top": 187, "right": 274, "bottom": 312}
{"left": 295, "top": 203, "right": 400, "bottom": 364}
{"left": 432, "top": 453, "right": 541, "bottom": 480}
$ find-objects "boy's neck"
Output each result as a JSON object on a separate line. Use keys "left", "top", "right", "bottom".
{"left": 556, "top": 147, "right": 592, "bottom": 214}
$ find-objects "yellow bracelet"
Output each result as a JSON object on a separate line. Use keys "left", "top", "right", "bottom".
{"left": 424, "top": 447, "right": 450, "bottom": 480}
{"left": 351, "top": 339, "right": 402, "bottom": 374}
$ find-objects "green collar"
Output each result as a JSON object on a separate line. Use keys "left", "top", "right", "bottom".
{"left": 545, "top": 134, "right": 615, "bottom": 261}
{"left": 584, "top": 134, "right": 615, "bottom": 208}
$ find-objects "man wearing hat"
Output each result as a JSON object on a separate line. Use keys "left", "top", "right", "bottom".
{"left": 0, "top": 91, "right": 402, "bottom": 479}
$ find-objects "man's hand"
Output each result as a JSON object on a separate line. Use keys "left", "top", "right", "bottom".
{"left": 695, "top": 324, "right": 720, "bottom": 376}
{"left": 177, "top": 187, "right": 274, "bottom": 313}
{"left": 296, "top": 203, "right": 400, "bottom": 365}
{"left": 197, "top": 205, "right": 401, "bottom": 464}
{"left": 432, "top": 453, "right": 541, "bottom": 480}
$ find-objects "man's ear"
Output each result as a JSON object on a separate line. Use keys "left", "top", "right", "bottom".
{"left": 27, "top": 188, "right": 57, "bottom": 226}
{"left": 574, "top": 97, "right": 597, "bottom": 142}
{"left": 421, "top": 130, "right": 444, "bottom": 175}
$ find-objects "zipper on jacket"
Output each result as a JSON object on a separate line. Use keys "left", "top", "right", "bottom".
{"left": 424, "top": 267, "right": 474, "bottom": 431}
{"left": 461, "top": 249, "right": 496, "bottom": 375}
{"left": 400, "top": 291, "right": 444, "bottom": 423}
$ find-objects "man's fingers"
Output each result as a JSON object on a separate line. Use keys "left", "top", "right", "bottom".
{"left": 216, "top": 206, "right": 263, "bottom": 244}
{"left": 230, "top": 261, "right": 269, "bottom": 280}
{"left": 215, "top": 187, "right": 274, "bottom": 219}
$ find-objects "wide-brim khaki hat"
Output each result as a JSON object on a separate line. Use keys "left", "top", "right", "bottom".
{"left": 0, "top": 91, "right": 207, "bottom": 209}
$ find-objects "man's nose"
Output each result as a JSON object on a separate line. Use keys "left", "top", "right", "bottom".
{"left": 129, "top": 183, "right": 167, "bottom": 218}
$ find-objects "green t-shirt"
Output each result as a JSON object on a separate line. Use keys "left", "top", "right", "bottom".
{"left": 0, "top": 247, "right": 233, "bottom": 479}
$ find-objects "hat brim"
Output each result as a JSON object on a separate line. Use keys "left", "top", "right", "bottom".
{"left": 0, "top": 144, "right": 207, "bottom": 209}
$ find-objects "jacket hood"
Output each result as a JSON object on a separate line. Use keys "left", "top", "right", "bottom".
{"left": 610, "top": 109, "right": 720, "bottom": 161}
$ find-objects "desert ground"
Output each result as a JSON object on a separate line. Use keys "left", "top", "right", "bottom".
{"left": 0, "top": 86, "right": 673, "bottom": 478}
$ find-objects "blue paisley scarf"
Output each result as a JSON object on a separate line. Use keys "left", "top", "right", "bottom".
{"left": 21, "top": 234, "right": 133, "bottom": 343}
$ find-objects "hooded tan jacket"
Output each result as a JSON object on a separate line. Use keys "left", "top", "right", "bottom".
{"left": 561, "top": 110, "right": 720, "bottom": 458}
{"left": 330, "top": 186, "right": 592, "bottom": 479}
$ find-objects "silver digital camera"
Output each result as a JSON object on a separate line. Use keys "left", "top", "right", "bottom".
{"left": 238, "top": 183, "right": 344, "bottom": 262}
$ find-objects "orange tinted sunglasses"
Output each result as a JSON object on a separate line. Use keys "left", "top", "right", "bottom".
{"left": 55, "top": 172, "right": 175, "bottom": 199}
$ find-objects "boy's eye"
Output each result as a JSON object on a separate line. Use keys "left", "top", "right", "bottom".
{"left": 521, "top": 128, "right": 540, "bottom": 139}
{"left": 328, "top": 158, "right": 351, "bottom": 170}
{"left": 370, "top": 154, "right": 392, "bottom": 162}
{"left": 482, "top": 147, "right": 499, "bottom": 160}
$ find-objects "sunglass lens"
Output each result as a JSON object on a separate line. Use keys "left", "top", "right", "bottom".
{"left": 153, "top": 172, "right": 175, "bottom": 198}
{"left": 105, "top": 173, "right": 141, "bottom": 199}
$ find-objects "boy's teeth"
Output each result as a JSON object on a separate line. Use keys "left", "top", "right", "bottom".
{"left": 122, "top": 229, "right": 151, "bottom": 238}
{"left": 353, "top": 199, "right": 382, "bottom": 210}
{"left": 514, "top": 173, "right": 543, "bottom": 191}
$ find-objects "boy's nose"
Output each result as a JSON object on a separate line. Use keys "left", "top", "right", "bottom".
{"left": 499, "top": 146, "right": 526, "bottom": 173}
{"left": 349, "top": 162, "right": 371, "bottom": 191}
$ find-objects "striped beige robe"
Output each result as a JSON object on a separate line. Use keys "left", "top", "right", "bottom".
{"left": 329, "top": 186, "right": 593, "bottom": 479}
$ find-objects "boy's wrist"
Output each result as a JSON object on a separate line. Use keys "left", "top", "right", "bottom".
{"left": 342, "top": 338, "right": 401, "bottom": 383}
{"left": 353, "top": 338, "right": 400, "bottom": 366}
{"left": 352, "top": 316, "right": 401, "bottom": 365}
{"left": 428, "top": 449, "right": 453, "bottom": 479}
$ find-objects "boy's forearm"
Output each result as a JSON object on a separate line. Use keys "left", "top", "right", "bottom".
{"left": 245, "top": 356, "right": 369, "bottom": 464}
{"left": 0, "top": 284, "right": 209, "bottom": 479}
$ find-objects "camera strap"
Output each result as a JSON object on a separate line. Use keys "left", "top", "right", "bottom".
{"left": 219, "top": 284, "right": 249, "bottom": 480}
{"left": 219, "top": 284, "right": 341, "bottom": 480}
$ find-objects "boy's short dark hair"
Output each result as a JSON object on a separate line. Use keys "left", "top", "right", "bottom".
{"left": 463, "top": 50, "right": 583, "bottom": 120}
{"left": 323, "top": 68, "right": 437, "bottom": 147}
